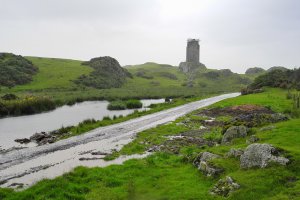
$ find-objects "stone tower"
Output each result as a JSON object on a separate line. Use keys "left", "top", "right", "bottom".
{"left": 179, "top": 39, "right": 206, "bottom": 73}
{"left": 186, "top": 39, "right": 200, "bottom": 63}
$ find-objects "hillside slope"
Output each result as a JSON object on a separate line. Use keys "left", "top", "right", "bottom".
{"left": 1, "top": 57, "right": 254, "bottom": 107}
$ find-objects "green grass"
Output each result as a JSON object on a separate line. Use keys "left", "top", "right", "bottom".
{"left": 1, "top": 88, "right": 300, "bottom": 199}
{"left": 211, "top": 87, "right": 293, "bottom": 113}
{"left": 0, "top": 58, "right": 252, "bottom": 111}
{"left": 12, "top": 57, "right": 93, "bottom": 91}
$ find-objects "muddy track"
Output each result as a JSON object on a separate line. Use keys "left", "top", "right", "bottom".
{"left": 0, "top": 93, "right": 239, "bottom": 187}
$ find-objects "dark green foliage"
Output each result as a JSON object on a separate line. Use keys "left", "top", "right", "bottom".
{"left": 0, "top": 53, "right": 38, "bottom": 87}
{"left": 108, "top": 100, "right": 142, "bottom": 110}
{"left": 267, "top": 66, "right": 288, "bottom": 72}
{"left": 0, "top": 96, "right": 55, "bottom": 117}
{"left": 75, "top": 56, "right": 132, "bottom": 89}
{"left": 245, "top": 67, "right": 266, "bottom": 75}
{"left": 107, "top": 101, "right": 127, "bottom": 110}
{"left": 125, "top": 99, "right": 142, "bottom": 109}
{"left": 249, "top": 68, "right": 300, "bottom": 90}
{"left": 1, "top": 93, "right": 18, "bottom": 100}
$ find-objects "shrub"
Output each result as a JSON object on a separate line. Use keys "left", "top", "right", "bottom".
{"left": 107, "top": 99, "right": 143, "bottom": 110}
{"left": 0, "top": 53, "right": 38, "bottom": 87}
{"left": 1, "top": 93, "right": 18, "bottom": 100}
{"left": 0, "top": 96, "right": 56, "bottom": 117}
{"left": 107, "top": 101, "right": 127, "bottom": 110}
{"left": 125, "top": 99, "right": 143, "bottom": 109}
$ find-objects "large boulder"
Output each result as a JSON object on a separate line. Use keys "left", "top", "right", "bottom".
{"left": 193, "top": 152, "right": 222, "bottom": 176}
{"left": 240, "top": 143, "right": 289, "bottom": 169}
{"left": 222, "top": 126, "right": 248, "bottom": 144}
{"left": 211, "top": 176, "right": 240, "bottom": 197}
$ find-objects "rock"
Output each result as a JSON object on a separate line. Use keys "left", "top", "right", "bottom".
{"left": 246, "top": 135, "right": 259, "bottom": 144}
{"left": 30, "top": 132, "right": 48, "bottom": 142}
{"left": 211, "top": 176, "right": 240, "bottom": 197}
{"left": 79, "top": 157, "right": 102, "bottom": 161}
{"left": 240, "top": 143, "right": 289, "bottom": 169}
{"left": 29, "top": 132, "right": 56, "bottom": 145}
{"left": 222, "top": 126, "right": 248, "bottom": 144}
{"left": 226, "top": 148, "right": 244, "bottom": 158}
{"left": 91, "top": 151, "right": 108, "bottom": 156}
{"left": 193, "top": 152, "right": 222, "bottom": 176}
{"left": 147, "top": 145, "right": 162, "bottom": 152}
{"left": 270, "top": 113, "right": 288, "bottom": 122}
{"left": 14, "top": 138, "right": 31, "bottom": 144}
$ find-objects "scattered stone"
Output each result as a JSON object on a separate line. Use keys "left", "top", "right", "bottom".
{"left": 147, "top": 145, "right": 162, "bottom": 152}
{"left": 79, "top": 157, "right": 102, "bottom": 161}
{"left": 222, "top": 126, "right": 248, "bottom": 144}
{"left": 240, "top": 143, "right": 289, "bottom": 169}
{"left": 226, "top": 148, "right": 244, "bottom": 158}
{"left": 8, "top": 182, "right": 24, "bottom": 188}
{"left": 91, "top": 151, "right": 108, "bottom": 156}
{"left": 211, "top": 176, "right": 240, "bottom": 197}
{"left": 193, "top": 152, "right": 223, "bottom": 176}
{"left": 246, "top": 135, "right": 259, "bottom": 144}
{"left": 14, "top": 138, "right": 30, "bottom": 144}
{"left": 15, "top": 131, "right": 57, "bottom": 145}
{"left": 270, "top": 113, "right": 288, "bottom": 123}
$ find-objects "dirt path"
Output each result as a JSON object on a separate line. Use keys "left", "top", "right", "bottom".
{"left": 0, "top": 93, "right": 239, "bottom": 188}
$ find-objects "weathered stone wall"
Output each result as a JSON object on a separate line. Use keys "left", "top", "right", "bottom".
{"left": 186, "top": 39, "right": 200, "bottom": 63}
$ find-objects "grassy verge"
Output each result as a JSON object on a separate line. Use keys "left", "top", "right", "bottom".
{"left": 2, "top": 88, "right": 299, "bottom": 199}
{"left": 52, "top": 95, "right": 211, "bottom": 141}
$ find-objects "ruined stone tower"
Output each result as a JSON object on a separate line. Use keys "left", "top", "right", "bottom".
{"left": 186, "top": 39, "right": 200, "bottom": 63}
{"left": 179, "top": 39, "right": 206, "bottom": 73}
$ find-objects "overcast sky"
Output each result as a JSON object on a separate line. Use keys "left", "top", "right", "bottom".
{"left": 1, "top": 0, "right": 299, "bottom": 73}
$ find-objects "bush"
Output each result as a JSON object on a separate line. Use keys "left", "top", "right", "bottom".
{"left": 107, "top": 101, "right": 127, "bottom": 110}
{"left": 1, "top": 93, "right": 18, "bottom": 100}
{"left": 107, "top": 99, "right": 143, "bottom": 110}
{"left": 125, "top": 99, "right": 143, "bottom": 109}
{"left": 0, "top": 53, "right": 38, "bottom": 87}
{"left": 0, "top": 96, "right": 56, "bottom": 117}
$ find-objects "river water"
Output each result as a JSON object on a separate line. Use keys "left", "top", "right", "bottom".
{"left": 0, "top": 99, "right": 165, "bottom": 149}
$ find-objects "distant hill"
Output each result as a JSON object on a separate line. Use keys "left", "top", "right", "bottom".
{"left": 245, "top": 67, "right": 266, "bottom": 75}
{"left": 248, "top": 68, "right": 300, "bottom": 90}
{"left": 74, "top": 56, "right": 132, "bottom": 89}
{"left": 0, "top": 53, "right": 38, "bottom": 87}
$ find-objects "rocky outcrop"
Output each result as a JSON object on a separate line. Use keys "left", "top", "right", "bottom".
{"left": 193, "top": 152, "right": 222, "bottom": 176}
{"left": 240, "top": 143, "right": 289, "bottom": 169}
{"left": 211, "top": 176, "right": 240, "bottom": 197}
{"left": 226, "top": 148, "right": 244, "bottom": 158}
{"left": 179, "top": 62, "right": 206, "bottom": 73}
{"left": 222, "top": 126, "right": 248, "bottom": 144}
{"left": 15, "top": 132, "right": 56, "bottom": 146}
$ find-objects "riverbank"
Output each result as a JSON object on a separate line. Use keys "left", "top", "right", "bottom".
{"left": 1, "top": 88, "right": 299, "bottom": 199}
{"left": 0, "top": 93, "right": 239, "bottom": 190}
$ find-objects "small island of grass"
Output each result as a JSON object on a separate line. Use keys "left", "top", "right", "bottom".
{"left": 107, "top": 99, "right": 143, "bottom": 110}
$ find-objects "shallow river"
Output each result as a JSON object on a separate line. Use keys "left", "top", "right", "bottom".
{"left": 0, "top": 99, "right": 165, "bottom": 149}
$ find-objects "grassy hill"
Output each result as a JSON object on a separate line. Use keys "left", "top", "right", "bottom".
{"left": 0, "top": 56, "right": 255, "bottom": 116}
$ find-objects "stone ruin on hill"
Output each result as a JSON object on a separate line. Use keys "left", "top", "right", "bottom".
{"left": 179, "top": 39, "right": 206, "bottom": 73}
